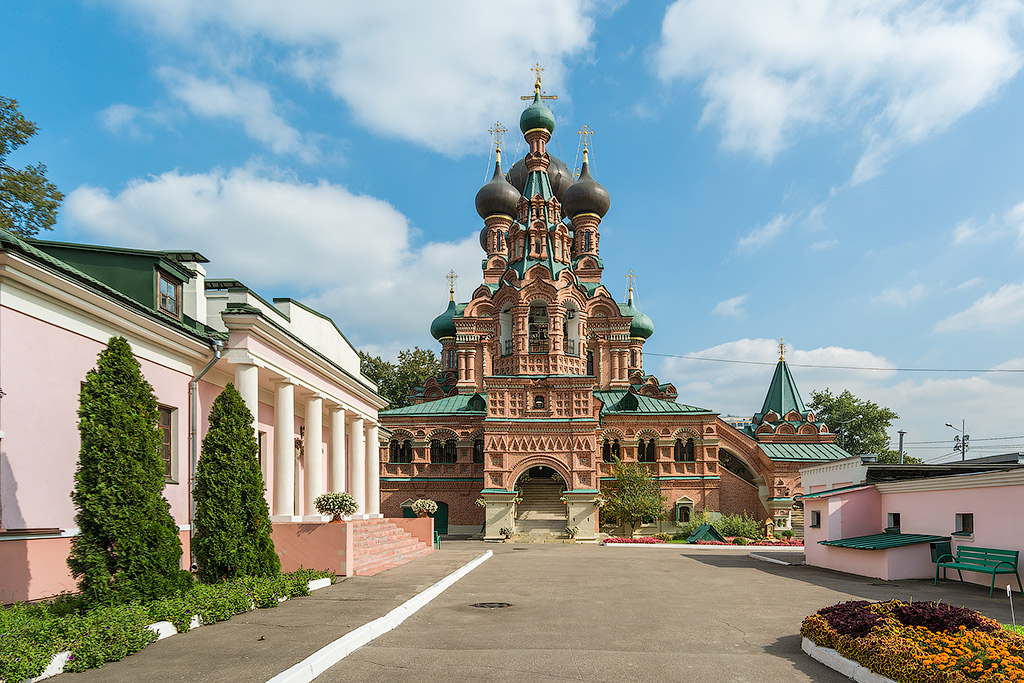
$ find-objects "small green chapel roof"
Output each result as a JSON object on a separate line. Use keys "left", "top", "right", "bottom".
{"left": 754, "top": 359, "right": 808, "bottom": 424}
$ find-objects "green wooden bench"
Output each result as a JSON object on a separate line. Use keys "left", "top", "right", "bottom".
{"left": 934, "top": 546, "right": 1022, "bottom": 596}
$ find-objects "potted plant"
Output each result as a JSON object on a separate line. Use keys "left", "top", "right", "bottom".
{"left": 314, "top": 492, "right": 358, "bottom": 522}
{"left": 565, "top": 525, "right": 579, "bottom": 541}
{"left": 499, "top": 526, "right": 514, "bottom": 541}
{"left": 411, "top": 498, "right": 438, "bottom": 517}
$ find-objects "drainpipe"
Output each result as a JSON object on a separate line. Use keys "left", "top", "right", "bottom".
{"left": 188, "top": 339, "right": 224, "bottom": 567}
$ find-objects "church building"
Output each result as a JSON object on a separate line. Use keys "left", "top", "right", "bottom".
{"left": 378, "top": 74, "right": 849, "bottom": 541}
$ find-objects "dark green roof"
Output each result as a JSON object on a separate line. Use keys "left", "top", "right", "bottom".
{"left": 758, "top": 443, "right": 852, "bottom": 461}
{"left": 820, "top": 533, "right": 949, "bottom": 550}
{"left": 382, "top": 393, "right": 487, "bottom": 416}
{"left": 520, "top": 91, "right": 555, "bottom": 134}
{"left": 795, "top": 483, "right": 872, "bottom": 499}
{"left": 595, "top": 390, "right": 710, "bottom": 415}
{"left": 617, "top": 291, "right": 654, "bottom": 339}
{"left": 756, "top": 360, "right": 807, "bottom": 421}
{"left": 430, "top": 299, "right": 458, "bottom": 340}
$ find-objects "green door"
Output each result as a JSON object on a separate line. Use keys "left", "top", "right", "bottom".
{"left": 434, "top": 501, "right": 449, "bottom": 534}
{"left": 402, "top": 506, "right": 415, "bottom": 519}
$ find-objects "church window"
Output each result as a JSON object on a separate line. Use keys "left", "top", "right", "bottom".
{"left": 473, "top": 439, "right": 484, "bottom": 464}
{"left": 533, "top": 395, "right": 545, "bottom": 409}
{"left": 673, "top": 439, "right": 684, "bottom": 462}
{"left": 389, "top": 440, "right": 412, "bottom": 464}
{"left": 563, "top": 305, "right": 579, "bottom": 356}
{"left": 685, "top": 438, "right": 695, "bottom": 462}
{"left": 638, "top": 438, "right": 656, "bottom": 463}
{"left": 583, "top": 231, "right": 591, "bottom": 252}
{"left": 528, "top": 303, "right": 549, "bottom": 353}
{"left": 586, "top": 350, "right": 594, "bottom": 375}
{"left": 447, "top": 349, "right": 456, "bottom": 369}
{"left": 630, "top": 349, "right": 637, "bottom": 368}
{"left": 602, "top": 439, "right": 612, "bottom": 463}
{"left": 443, "top": 438, "right": 458, "bottom": 463}
{"left": 429, "top": 439, "right": 443, "bottom": 463}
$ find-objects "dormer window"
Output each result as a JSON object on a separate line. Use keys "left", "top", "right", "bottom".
{"left": 158, "top": 272, "right": 181, "bottom": 318}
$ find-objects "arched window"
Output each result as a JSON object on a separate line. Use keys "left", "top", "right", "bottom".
{"left": 638, "top": 438, "right": 656, "bottom": 463}
{"left": 685, "top": 438, "right": 695, "bottom": 462}
{"left": 402, "top": 440, "right": 413, "bottom": 463}
{"left": 586, "top": 350, "right": 594, "bottom": 375}
{"left": 447, "top": 349, "right": 456, "bottom": 369}
{"left": 602, "top": 439, "right": 612, "bottom": 463}
{"left": 473, "top": 439, "right": 484, "bottom": 464}
{"left": 443, "top": 438, "right": 458, "bottom": 463}
{"left": 528, "top": 303, "right": 549, "bottom": 353}
{"left": 429, "top": 439, "right": 443, "bottom": 463}
{"left": 389, "top": 440, "right": 401, "bottom": 463}
{"left": 630, "top": 349, "right": 637, "bottom": 368}
{"left": 612, "top": 439, "right": 620, "bottom": 459}
{"left": 583, "top": 231, "right": 591, "bottom": 252}
{"left": 533, "top": 395, "right": 545, "bottom": 409}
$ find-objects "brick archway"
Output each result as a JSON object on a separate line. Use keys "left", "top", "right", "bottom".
{"left": 509, "top": 455, "right": 572, "bottom": 489}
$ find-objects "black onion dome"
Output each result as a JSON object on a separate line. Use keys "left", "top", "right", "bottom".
{"left": 479, "top": 225, "right": 488, "bottom": 250}
{"left": 562, "top": 156, "right": 610, "bottom": 219}
{"left": 506, "top": 154, "right": 572, "bottom": 202}
{"left": 475, "top": 158, "right": 520, "bottom": 219}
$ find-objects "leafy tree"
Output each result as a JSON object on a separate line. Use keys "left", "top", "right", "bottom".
{"left": 68, "top": 337, "right": 184, "bottom": 605}
{"left": 359, "top": 346, "right": 441, "bottom": 408}
{"left": 193, "top": 383, "right": 280, "bottom": 582}
{"left": 1, "top": 96, "right": 64, "bottom": 237}
{"left": 808, "top": 388, "right": 901, "bottom": 458}
{"left": 874, "top": 450, "right": 924, "bottom": 465}
{"left": 600, "top": 458, "right": 667, "bottom": 535}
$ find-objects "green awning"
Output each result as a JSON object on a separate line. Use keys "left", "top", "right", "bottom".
{"left": 819, "top": 533, "right": 949, "bottom": 550}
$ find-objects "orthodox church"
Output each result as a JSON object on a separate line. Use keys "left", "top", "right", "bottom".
{"left": 377, "top": 74, "right": 849, "bottom": 541}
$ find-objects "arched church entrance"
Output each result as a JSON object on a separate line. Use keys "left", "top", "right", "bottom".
{"left": 514, "top": 465, "right": 568, "bottom": 536}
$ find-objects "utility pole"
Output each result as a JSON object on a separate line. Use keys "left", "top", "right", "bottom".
{"left": 945, "top": 420, "right": 969, "bottom": 461}
{"left": 897, "top": 430, "right": 906, "bottom": 464}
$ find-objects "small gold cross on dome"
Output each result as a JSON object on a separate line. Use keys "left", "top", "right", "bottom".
{"left": 779, "top": 338, "right": 786, "bottom": 362}
{"left": 446, "top": 270, "right": 458, "bottom": 300}
{"left": 578, "top": 124, "right": 595, "bottom": 150}
{"left": 488, "top": 121, "right": 507, "bottom": 153}
{"left": 521, "top": 63, "right": 559, "bottom": 101}
{"left": 626, "top": 269, "right": 637, "bottom": 295}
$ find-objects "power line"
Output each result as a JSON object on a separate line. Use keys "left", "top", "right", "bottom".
{"left": 646, "top": 352, "right": 1024, "bottom": 373}
{"left": 894, "top": 435, "right": 1024, "bottom": 446}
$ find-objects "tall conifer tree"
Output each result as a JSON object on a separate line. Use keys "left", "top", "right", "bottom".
{"left": 68, "top": 337, "right": 183, "bottom": 605}
{"left": 192, "top": 383, "right": 279, "bottom": 582}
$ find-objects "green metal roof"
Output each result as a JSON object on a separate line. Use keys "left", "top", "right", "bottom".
{"left": 754, "top": 360, "right": 808, "bottom": 424}
{"left": 594, "top": 390, "right": 711, "bottom": 415}
{"left": 758, "top": 442, "right": 852, "bottom": 461}
{"left": 819, "top": 533, "right": 949, "bottom": 550}
{"left": 795, "top": 483, "right": 873, "bottom": 499}
{"left": 382, "top": 393, "right": 487, "bottom": 416}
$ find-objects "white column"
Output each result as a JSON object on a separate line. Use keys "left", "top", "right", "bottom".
{"left": 235, "top": 363, "right": 259, "bottom": 430}
{"left": 273, "top": 380, "right": 295, "bottom": 519}
{"left": 303, "top": 395, "right": 324, "bottom": 518}
{"left": 350, "top": 415, "right": 366, "bottom": 516}
{"left": 365, "top": 422, "right": 380, "bottom": 516}
{"left": 329, "top": 407, "right": 347, "bottom": 493}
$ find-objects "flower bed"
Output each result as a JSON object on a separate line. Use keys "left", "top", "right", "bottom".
{"left": 801, "top": 599, "right": 1024, "bottom": 682}
{"left": 693, "top": 538, "right": 804, "bottom": 546}
{"left": 0, "top": 568, "right": 334, "bottom": 683}
{"left": 603, "top": 537, "right": 666, "bottom": 544}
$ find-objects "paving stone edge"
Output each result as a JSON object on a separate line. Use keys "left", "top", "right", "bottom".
{"left": 801, "top": 636, "right": 899, "bottom": 683}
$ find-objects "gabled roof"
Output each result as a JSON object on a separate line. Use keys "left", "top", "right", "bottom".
{"left": 595, "top": 389, "right": 710, "bottom": 415}
{"left": 757, "top": 360, "right": 807, "bottom": 420}
{"left": 382, "top": 392, "right": 487, "bottom": 416}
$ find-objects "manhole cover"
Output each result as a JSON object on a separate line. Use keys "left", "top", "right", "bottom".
{"left": 471, "top": 602, "right": 512, "bottom": 609}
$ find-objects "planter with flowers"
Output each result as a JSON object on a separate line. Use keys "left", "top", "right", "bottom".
{"left": 500, "top": 526, "right": 514, "bottom": 541}
{"left": 410, "top": 498, "right": 438, "bottom": 518}
{"left": 314, "top": 492, "right": 358, "bottom": 522}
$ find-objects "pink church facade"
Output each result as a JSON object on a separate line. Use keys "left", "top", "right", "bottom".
{"left": 0, "top": 232, "right": 387, "bottom": 603}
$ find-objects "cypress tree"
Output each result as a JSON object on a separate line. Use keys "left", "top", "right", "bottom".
{"left": 68, "top": 337, "right": 184, "bottom": 605}
{"left": 192, "top": 383, "right": 279, "bottom": 582}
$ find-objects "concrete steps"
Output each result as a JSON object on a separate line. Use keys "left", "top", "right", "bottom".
{"left": 791, "top": 508, "right": 805, "bottom": 540}
{"left": 351, "top": 520, "right": 434, "bottom": 576}
{"left": 517, "top": 481, "right": 566, "bottom": 535}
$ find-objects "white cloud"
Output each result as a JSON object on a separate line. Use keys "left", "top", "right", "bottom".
{"left": 810, "top": 239, "right": 837, "bottom": 250}
{"left": 1007, "top": 201, "right": 1024, "bottom": 244}
{"left": 655, "top": 1, "right": 1024, "bottom": 179}
{"left": 738, "top": 213, "right": 790, "bottom": 250}
{"left": 99, "top": 103, "right": 145, "bottom": 138}
{"left": 63, "top": 164, "right": 482, "bottom": 345}
{"left": 712, "top": 294, "right": 748, "bottom": 318}
{"left": 650, "top": 338, "right": 1023, "bottom": 461}
{"left": 873, "top": 283, "right": 928, "bottom": 307}
{"left": 935, "top": 281, "right": 1024, "bottom": 332}
{"left": 108, "top": 0, "right": 596, "bottom": 154}
{"left": 954, "top": 277, "right": 981, "bottom": 291}
{"left": 160, "top": 69, "right": 319, "bottom": 162}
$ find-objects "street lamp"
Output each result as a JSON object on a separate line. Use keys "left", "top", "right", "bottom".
{"left": 945, "top": 421, "right": 969, "bottom": 462}
{"left": 835, "top": 415, "right": 862, "bottom": 451}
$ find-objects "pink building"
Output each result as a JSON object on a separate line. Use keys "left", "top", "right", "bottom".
{"left": 799, "top": 456, "right": 1024, "bottom": 589}
{"left": 0, "top": 231, "right": 388, "bottom": 603}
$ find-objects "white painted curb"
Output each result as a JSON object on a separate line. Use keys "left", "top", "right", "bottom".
{"left": 6, "top": 577, "right": 335, "bottom": 683}
{"left": 603, "top": 542, "right": 803, "bottom": 551}
{"left": 266, "top": 551, "right": 494, "bottom": 683}
{"left": 748, "top": 552, "right": 799, "bottom": 565}
{"left": 802, "top": 637, "right": 899, "bottom": 683}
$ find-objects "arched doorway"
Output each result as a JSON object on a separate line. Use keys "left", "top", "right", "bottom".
{"left": 514, "top": 465, "right": 567, "bottom": 536}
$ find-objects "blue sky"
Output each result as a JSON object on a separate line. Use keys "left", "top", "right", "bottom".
{"left": 4, "top": 1, "right": 1024, "bottom": 460}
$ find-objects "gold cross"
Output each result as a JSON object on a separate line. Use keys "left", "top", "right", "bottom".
{"left": 488, "top": 121, "right": 508, "bottom": 153}
{"left": 521, "top": 62, "right": 559, "bottom": 101}
{"left": 626, "top": 269, "right": 637, "bottom": 295}
{"left": 779, "top": 338, "right": 786, "bottom": 362}
{"left": 446, "top": 270, "right": 458, "bottom": 301}
{"left": 578, "top": 124, "right": 594, "bottom": 150}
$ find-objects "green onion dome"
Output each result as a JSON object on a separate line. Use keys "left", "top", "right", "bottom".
{"left": 620, "top": 290, "right": 654, "bottom": 340}
{"left": 520, "top": 91, "right": 556, "bottom": 134}
{"left": 506, "top": 154, "right": 573, "bottom": 202}
{"left": 430, "top": 299, "right": 458, "bottom": 340}
{"left": 475, "top": 155, "right": 520, "bottom": 219}
{"left": 562, "top": 152, "right": 610, "bottom": 219}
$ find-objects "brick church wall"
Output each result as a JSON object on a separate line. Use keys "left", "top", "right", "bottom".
{"left": 381, "top": 481, "right": 485, "bottom": 528}
{"left": 718, "top": 468, "right": 768, "bottom": 520}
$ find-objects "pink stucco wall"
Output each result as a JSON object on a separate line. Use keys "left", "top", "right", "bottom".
{"left": 271, "top": 522, "right": 350, "bottom": 575}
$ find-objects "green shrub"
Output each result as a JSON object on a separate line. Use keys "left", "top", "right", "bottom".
{"left": 653, "top": 533, "right": 672, "bottom": 541}
{"left": 713, "top": 513, "right": 765, "bottom": 540}
{"left": 61, "top": 605, "right": 157, "bottom": 673}
{"left": 68, "top": 337, "right": 183, "bottom": 606}
{"left": 193, "top": 383, "right": 280, "bottom": 582}
{"left": 732, "top": 537, "right": 749, "bottom": 545}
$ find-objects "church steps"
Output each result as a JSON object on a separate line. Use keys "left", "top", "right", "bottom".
{"left": 349, "top": 519, "right": 435, "bottom": 576}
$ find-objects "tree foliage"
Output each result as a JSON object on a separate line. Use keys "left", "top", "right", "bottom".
{"left": 1, "top": 96, "right": 63, "bottom": 237}
{"left": 600, "top": 459, "right": 667, "bottom": 535}
{"left": 68, "top": 337, "right": 185, "bottom": 605}
{"left": 359, "top": 346, "right": 441, "bottom": 409}
{"left": 193, "top": 383, "right": 280, "bottom": 582}
{"left": 809, "top": 388, "right": 901, "bottom": 458}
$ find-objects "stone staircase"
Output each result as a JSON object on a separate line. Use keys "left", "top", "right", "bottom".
{"left": 516, "top": 481, "right": 567, "bottom": 536}
{"left": 351, "top": 519, "right": 435, "bottom": 576}
{"left": 790, "top": 507, "right": 805, "bottom": 540}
